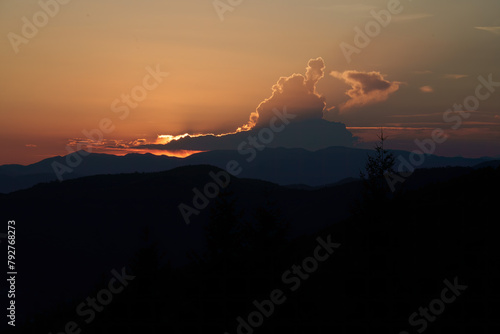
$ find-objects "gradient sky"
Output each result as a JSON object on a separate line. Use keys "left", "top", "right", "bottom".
{"left": 1, "top": 0, "right": 500, "bottom": 165}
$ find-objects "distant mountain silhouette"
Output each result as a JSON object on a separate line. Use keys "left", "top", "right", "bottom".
{"left": 472, "top": 159, "right": 500, "bottom": 169}
{"left": 0, "top": 146, "right": 493, "bottom": 193}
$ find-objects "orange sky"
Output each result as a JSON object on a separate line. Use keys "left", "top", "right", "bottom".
{"left": 1, "top": 0, "right": 500, "bottom": 164}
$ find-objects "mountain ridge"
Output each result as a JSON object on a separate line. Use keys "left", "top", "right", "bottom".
{"left": 0, "top": 146, "right": 495, "bottom": 193}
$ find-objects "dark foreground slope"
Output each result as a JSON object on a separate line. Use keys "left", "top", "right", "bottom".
{"left": 2, "top": 166, "right": 499, "bottom": 333}
{"left": 0, "top": 165, "right": 362, "bottom": 329}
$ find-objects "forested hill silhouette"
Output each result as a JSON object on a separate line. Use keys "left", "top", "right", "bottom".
{"left": 0, "top": 146, "right": 494, "bottom": 193}
{"left": 2, "top": 163, "right": 499, "bottom": 333}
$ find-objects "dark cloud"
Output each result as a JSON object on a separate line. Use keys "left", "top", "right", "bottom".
{"left": 330, "top": 70, "right": 401, "bottom": 112}
{"left": 136, "top": 118, "right": 356, "bottom": 151}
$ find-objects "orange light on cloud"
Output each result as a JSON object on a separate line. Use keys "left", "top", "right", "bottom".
{"left": 155, "top": 125, "right": 252, "bottom": 146}
{"left": 420, "top": 86, "right": 434, "bottom": 93}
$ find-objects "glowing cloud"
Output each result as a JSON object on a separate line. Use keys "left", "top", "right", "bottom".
{"left": 474, "top": 27, "right": 500, "bottom": 35}
{"left": 444, "top": 74, "right": 468, "bottom": 80}
{"left": 330, "top": 70, "right": 401, "bottom": 112}
{"left": 242, "top": 57, "right": 327, "bottom": 130}
{"left": 420, "top": 86, "right": 434, "bottom": 93}
{"left": 117, "top": 58, "right": 356, "bottom": 152}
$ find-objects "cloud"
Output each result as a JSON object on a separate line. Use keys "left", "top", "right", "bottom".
{"left": 420, "top": 86, "right": 434, "bottom": 93}
{"left": 474, "top": 27, "right": 500, "bottom": 35}
{"left": 243, "top": 57, "right": 326, "bottom": 129}
{"left": 444, "top": 74, "right": 468, "bottom": 80}
{"left": 330, "top": 70, "right": 401, "bottom": 112}
{"left": 130, "top": 138, "right": 147, "bottom": 146}
{"left": 133, "top": 118, "right": 356, "bottom": 152}
{"left": 66, "top": 138, "right": 149, "bottom": 150}
{"left": 391, "top": 112, "right": 443, "bottom": 118}
{"left": 25, "top": 144, "right": 37, "bottom": 148}
{"left": 119, "top": 58, "right": 358, "bottom": 152}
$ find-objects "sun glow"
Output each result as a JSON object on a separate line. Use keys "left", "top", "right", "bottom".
{"left": 156, "top": 133, "right": 193, "bottom": 145}
{"left": 155, "top": 126, "right": 252, "bottom": 145}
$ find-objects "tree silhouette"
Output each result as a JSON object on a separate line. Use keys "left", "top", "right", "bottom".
{"left": 360, "top": 129, "right": 396, "bottom": 204}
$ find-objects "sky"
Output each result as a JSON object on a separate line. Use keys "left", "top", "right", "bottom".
{"left": 1, "top": 0, "right": 500, "bottom": 165}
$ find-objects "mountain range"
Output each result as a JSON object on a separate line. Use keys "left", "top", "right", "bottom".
{"left": 0, "top": 146, "right": 496, "bottom": 193}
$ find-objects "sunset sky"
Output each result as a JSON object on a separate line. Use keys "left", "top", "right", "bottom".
{"left": 1, "top": 0, "right": 499, "bottom": 165}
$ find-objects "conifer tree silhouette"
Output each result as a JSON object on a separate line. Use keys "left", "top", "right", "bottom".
{"left": 360, "top": 129, "right": 396, "bottom": 200}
